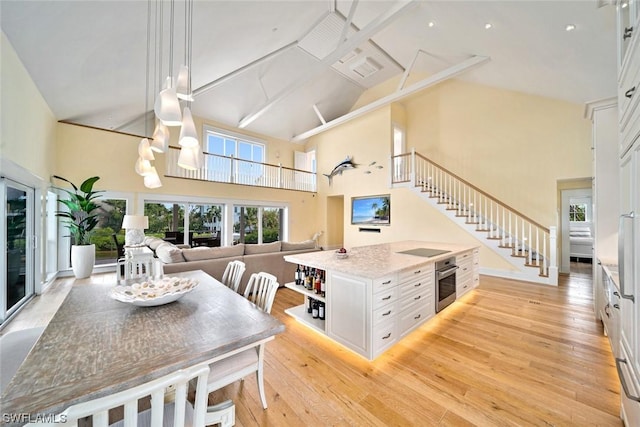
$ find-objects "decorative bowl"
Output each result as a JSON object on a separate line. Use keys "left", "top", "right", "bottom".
{"left": 335, "top": 251, "right": 349, "bottom": 259}
{"left": 110, "top": 276, "right": 199, "bottom": 307}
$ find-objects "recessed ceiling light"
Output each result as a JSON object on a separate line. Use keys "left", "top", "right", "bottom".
{"left": 484, "top": 23, "right": 493, "bottom": 30}
{"left": 428, "top": 21, "right": 435, "bottom": 28}
{"left": 565, "top": 24, "right": 576, "bottom": 31}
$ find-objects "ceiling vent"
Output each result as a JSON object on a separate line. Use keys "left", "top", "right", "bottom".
{"left": 350, "top": 57, "right": 381, "bottom": 78}
{"left": 339, "top": 48, "right": 361, "bottom": 64}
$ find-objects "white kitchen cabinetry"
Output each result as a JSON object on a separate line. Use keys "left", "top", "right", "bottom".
{"left": 616, "top": 1, "right": 640, "bottom": 423}
{"left": 283, "top": 242, "right": 478, "bottom": 360}
{"left": 327, "top": 271, "right": 370, "bottom": 356}
{"left": 397, "top": 264, "right": 434, "bottom": 338}
{"left": 456, "top": 250, "right": 475, "bottom": 297}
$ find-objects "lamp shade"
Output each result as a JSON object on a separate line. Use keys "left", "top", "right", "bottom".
{"left": 135, "top": 157, "right": 154, "bottom": 176}
{"left": 138, "top": 138, "right": 155, "bottom": 161}
{"left": 177, "top": 145, "right": 203, "bottom": 170}
{"left": 154, "top": 77, "right": 182, "bottom": 126}
{"left": 175, "top": 65, "right": 194, "bottom": 101}
{"left": 150, "top": 122, "right": 169, "bottom": 153}
{"left": 143, "top": 167, "right": 163, "bottom": 189}
{"left": 122, "top": 215, "right": 149, "bottom": 230}
{"left": 178, "top": 107, "right": 199, "bottom": 148}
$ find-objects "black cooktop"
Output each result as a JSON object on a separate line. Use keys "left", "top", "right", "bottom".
{"left": 397, "top": 248, "right": 451, "bottom": 258}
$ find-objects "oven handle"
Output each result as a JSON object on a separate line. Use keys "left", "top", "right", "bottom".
{"left": 437, "top": 266, "right": 459, "bottom": 279}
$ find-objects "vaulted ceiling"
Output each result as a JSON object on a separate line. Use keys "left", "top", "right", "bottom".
{"left": 1, "top": 0, "right": 617, "bottom": 143}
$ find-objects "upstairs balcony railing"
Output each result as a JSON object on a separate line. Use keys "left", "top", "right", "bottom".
{"left": 165, "top": 146, "right": 316, "bottom": 192}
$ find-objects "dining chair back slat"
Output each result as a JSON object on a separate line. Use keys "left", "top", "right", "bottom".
{"left": 243, "top": 272, "right": 279, "bottom": 314}
{"left": 25, "top": 364, "right": 211, "bottom": 427}
{"left": 221, "top": 260, "right": 246, "bottom": 293}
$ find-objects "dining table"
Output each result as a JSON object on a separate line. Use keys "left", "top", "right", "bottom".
{"left": 0, "top": 269, "right": 285, "bottom": 425}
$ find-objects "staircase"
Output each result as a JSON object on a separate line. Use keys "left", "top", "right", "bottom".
{"left": 392, "top": 150, "right": 558, "bottom": 286}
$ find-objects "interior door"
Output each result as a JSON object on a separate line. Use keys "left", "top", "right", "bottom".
{"left": 1, "top": 178, "right": 35, "bottom": 323}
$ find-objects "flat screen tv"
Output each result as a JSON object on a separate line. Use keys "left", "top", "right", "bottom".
{"left": 351, "top": 194, "right": 390, "bottom": 226}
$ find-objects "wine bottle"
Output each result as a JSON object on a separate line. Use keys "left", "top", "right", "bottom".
{"left": 295, "top": 264, "right": 301, "bottom": 285}
{"left": 312, "top": 300, "right": 319, "bottom": 319}
{"left": 307, "top": 296, "right": 313, "bottom": 313}
{"left": 314, "top": 274, "right": 321, "bottom": 294}
{"left": 319, "top": 302, "right": 325, "bottom": 320}
{"left": 320, "top": 271, "right": 326, "bottom": 297}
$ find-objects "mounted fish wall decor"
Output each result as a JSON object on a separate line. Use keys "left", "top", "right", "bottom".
{"left": 324, "top": 156, "right": 358, "bottom": 185}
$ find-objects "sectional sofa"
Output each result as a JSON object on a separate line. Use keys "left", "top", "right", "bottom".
{"left": 143, "top": 237, "right": 319, "bottom": 293}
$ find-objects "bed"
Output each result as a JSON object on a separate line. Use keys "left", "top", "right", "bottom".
{"left": 569, "top": 222, "right": 593, "bottom": 259}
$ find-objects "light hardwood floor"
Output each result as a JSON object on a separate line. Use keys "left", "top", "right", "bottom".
{"left": 3, "top": 268, "right": 621, "bottom": 426}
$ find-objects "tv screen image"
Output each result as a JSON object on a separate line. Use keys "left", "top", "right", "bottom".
{"left": 351, "top": 195, "right": 390, "bottom": 225}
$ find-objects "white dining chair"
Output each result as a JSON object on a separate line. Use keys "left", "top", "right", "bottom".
{"left": 221, "top": 260, "right": 246, "bottom": 293}
{"left": 205, "top": 272, "right": 279, "bottom": 411}
{"left": 26, "top": 363, "right": 213, "bottom": 427}
{"left": 0, "top": 326, "right": 45, "bottom": 394}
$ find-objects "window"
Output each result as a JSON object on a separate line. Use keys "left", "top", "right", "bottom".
{"left": 144, "top": 202, "right": 186, "bottom": 243}
{"left": 233, "top": 205, "right": 283, "bottom": 244}
{"left": 569, "top": 203, "right": 587, "bottom": 222}
{"left": 93, "top": 198, "right": 127, "bottom": 265}
{"left": 189, "top": 203, "right": 222, "bottom": 247}
{"left": 204, "top": 126, "right": 265, "bottom": 162}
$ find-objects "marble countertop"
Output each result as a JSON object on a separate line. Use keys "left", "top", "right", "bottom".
{"left": 284, "top": 240, "right": 477, "bottom": 279}
{"left": 599, "top": 257, "right": 620, "bottom": 291}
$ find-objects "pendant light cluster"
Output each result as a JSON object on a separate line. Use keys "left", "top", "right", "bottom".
{"left": 136, "top": 0, "right": 202, "bottom": 189}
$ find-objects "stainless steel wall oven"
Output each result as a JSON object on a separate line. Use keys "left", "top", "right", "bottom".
{"left": 436, "top": 257, "right": 458, "bottom": 312}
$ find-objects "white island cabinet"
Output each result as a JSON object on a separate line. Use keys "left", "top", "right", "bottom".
{"left": 284, "top": 241, "right": 478, "bottom": 360}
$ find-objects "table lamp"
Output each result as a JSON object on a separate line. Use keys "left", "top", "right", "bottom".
{"left": 122, "top": 215, "right": 149, "bottom": 247}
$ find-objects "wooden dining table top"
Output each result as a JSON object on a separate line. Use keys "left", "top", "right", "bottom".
{"left": 0, "top": 269, "right": 285, "bottom": 422}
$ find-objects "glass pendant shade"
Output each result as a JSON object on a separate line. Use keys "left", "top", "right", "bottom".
{"left": 143, "top": 167, "right": 163, "bottom": 189}
{"left": 175, "top": 65, "right": 194, "bottom": 101}
{"left": 150, "top": 122, "right": 169, "bottom": 153}
{"left": 138, "top": 138, "right": 155, "bottom": 161}
{"left": 154, "top": 77, "right": 182, "bottom": 126}
{"left": 178, "top": 107, "right": 199, "bottom": 148}
{"left": 135, "top": 157, "right": 154, "bottom": 176}
{"left": 177, "top": 145, "right": 203, "bottom": 170}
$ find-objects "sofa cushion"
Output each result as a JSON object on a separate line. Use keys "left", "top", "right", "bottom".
{"left": 182, "top": 244, "right": 245, "bottom": 261}
{"left": 281, "top": 240, "right": 316, "bottom": 251}
{"left": 144, "top": 236, "right": 167, "bottom": 250}
{"left": 244, "top": 241, "right": 281, "bottom": 255}
{"left": 155, "top": 242, "right": 185, "bottom": 263}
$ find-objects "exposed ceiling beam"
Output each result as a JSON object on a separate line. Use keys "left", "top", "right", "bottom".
{"left": 312, "top": 104, "right": 327, "bottom": 125}
{"left": 238, "top": 0, "right": 417, "bottom": 129}
{"left": 291, "top": 55, "right": 491, "bottom": 143}
{"left": 193, "top": 41, "right": 298, "bottom": 97}
{"left": 338, "top": 0, "right": 359, "bottom": 48}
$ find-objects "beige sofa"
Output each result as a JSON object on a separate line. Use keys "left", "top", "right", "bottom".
{"left": 143, "top": 237, "right": 319, "bottom": 293}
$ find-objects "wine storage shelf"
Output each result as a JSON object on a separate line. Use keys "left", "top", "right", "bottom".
{"left": 284, "top": 281, "right": 326, "bottom": 333}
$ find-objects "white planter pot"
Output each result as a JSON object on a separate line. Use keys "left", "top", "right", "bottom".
{"left": 71, "top": 244, "right": 95, "bottom": 279}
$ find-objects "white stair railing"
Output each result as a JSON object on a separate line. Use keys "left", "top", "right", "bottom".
{"left": 393, "top": 150, "right": 557, "bottom": 279}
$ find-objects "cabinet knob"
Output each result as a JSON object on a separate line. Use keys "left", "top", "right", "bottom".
{"left": 414, "top": 314, "right": 421, "bottom": 320}
{"left": 614, "top": 291, "right": 620, "bottom": 297}
{"left": 382, "top": 295, "right": 392, "bottom": 301}
{"left": 624, "top": 26, "right": 634, "bottom": 40}
{"left": 414, "top": 295, "right": 421, "bottom": 300}
{"left": 625, "top": 86, "right": 636, "bottom": 99}
{"left": 614, "top": 303, "right": 620, "bottom": 309}
{"left": 382, "top": 310, "right": 392, "bottom": 316}
{"left": 382, "top": 333, "right": 392, "bottom": 339}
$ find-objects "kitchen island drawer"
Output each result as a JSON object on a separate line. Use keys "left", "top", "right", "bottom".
{"left": 399, "top": 304, "right": 434, "bottom": 337}
{"left": 372, "top": 286, "right": 398, "bottom": 311}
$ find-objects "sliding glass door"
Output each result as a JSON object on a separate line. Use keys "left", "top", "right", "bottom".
{"left": 1, "top": 178, "right": 35, "bottom": 323}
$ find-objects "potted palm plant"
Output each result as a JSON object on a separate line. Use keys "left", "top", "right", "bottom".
{"left": 53, "top": 175, "right": 103, "bottom": 279}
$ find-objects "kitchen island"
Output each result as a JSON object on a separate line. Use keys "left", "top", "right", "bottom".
{"left": 284, "top": 240, "right": 479, "bottom": 360}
